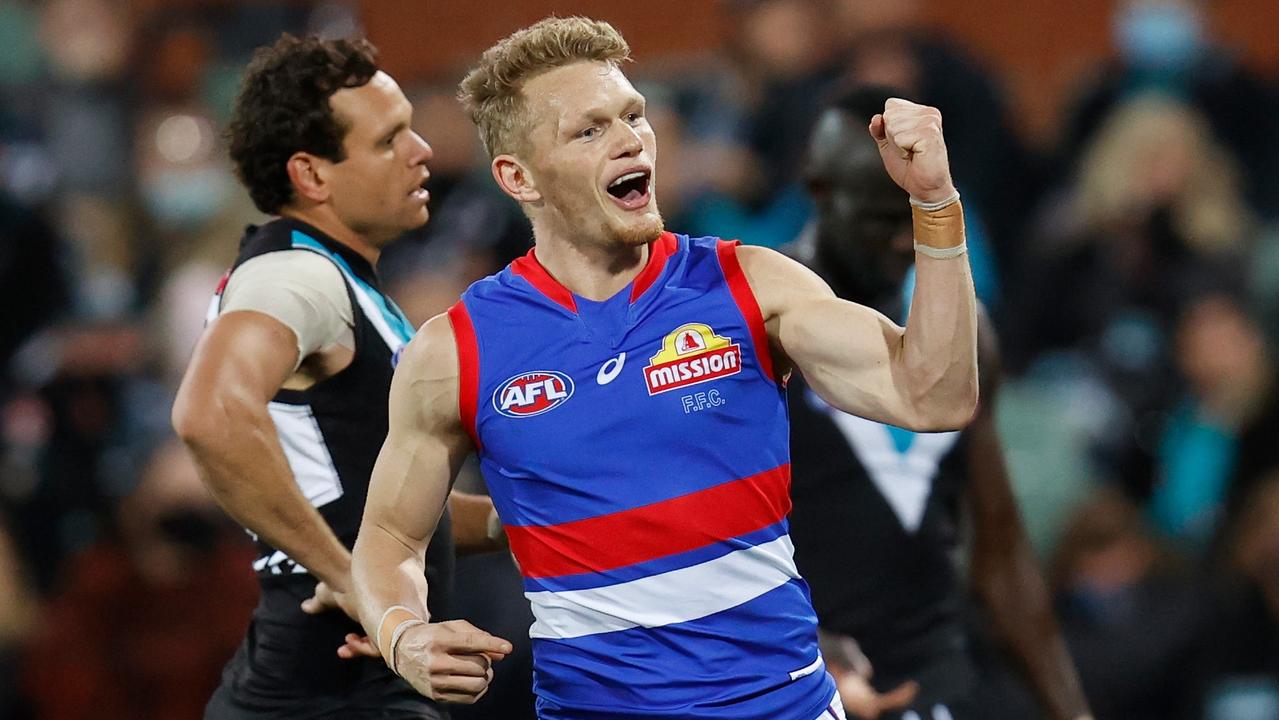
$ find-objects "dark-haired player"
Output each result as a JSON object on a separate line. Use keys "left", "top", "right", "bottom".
{"left": 172, "top": 35, "right": 505, "bottom": 719}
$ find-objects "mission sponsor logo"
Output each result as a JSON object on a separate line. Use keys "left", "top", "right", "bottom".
{"left": 493, "top": 371, "right": 575, "bottom": 418}
{"left": 644, "top": 323, "right": 741, "bottom": 395}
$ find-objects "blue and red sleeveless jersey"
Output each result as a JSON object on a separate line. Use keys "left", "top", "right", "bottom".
{"left": 449, "top": 232, "right": 836, "bottom": 720}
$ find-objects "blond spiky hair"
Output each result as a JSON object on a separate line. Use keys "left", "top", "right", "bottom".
{"left": 458, "top": 16, "right": 630, "bottom": 158}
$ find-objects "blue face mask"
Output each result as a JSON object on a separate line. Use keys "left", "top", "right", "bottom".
{"left": 1115, "top": 1, "right": 1205, "bottom": 71}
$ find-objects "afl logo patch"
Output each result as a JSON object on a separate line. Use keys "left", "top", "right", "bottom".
{"left": 493, "top": 371, "right": 575, "bottom": 418}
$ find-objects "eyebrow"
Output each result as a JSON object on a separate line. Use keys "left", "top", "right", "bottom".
{"left": 563, "top": 95, "right": 646, "bottom": 133}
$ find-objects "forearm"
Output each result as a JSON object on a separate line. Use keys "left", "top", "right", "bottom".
{"left": 352, "top": 520, "right": 432, "bottom": 654}
{"left": 901, "top": 200, "right": 978, "bottom": 428}
{"left": 448, "top": 491, "right": 507, "bottom": 555}
{"left": 180, "top": 403, "right": 352, "bottom": 588}
{"left": 974, "top": 549, "right": 1091, "bottom": 720}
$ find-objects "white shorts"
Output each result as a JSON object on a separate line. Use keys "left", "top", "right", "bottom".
{"left": 813, "top": 693, "right": 848, "bottom": 720}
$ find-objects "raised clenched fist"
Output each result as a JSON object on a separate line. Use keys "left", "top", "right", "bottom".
{"left": 868, "top": 98, "right": 956, "bottom": 206}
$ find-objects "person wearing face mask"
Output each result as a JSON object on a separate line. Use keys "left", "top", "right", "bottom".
{"left": 350, "top": 16, "right": 979, "bottom": 720}
{"left": 171, "top": 35, "right": 507, "bottom": 720}
{"left": 784, "top": 87, "right": 1092, "bottom": 720}
{"left": 1060, "top": 0, "right": 1279, "bottom": 218}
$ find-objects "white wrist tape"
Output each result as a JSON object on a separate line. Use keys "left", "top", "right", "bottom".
{"left": 388, "top": 618, "right": 427, "bottom": 676}
{"left": 377, "top": 605, "right": 418, "bottom": 649}
{"left": 913, "top": 240, "right": 968, "bottom": 260}
{"left": 909, "top": 189, "right": 960, "bottom": 212}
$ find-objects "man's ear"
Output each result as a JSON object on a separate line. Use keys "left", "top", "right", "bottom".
{"left": 286, "top": 152, "right": 331, "bottom": 205}
{"left": 492, "top": 154, "right": 542, "bottom": 204}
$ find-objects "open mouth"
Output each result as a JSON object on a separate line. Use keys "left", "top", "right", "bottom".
{"left": 410, "top": 176, "right": 430, "bottom": 203}
{"left": 605, "top": 169, "right": 651, "bottom": 210}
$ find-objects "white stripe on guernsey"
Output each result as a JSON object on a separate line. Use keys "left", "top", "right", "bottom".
{"left": 267, "top": 401, "right": 344, "bottom": 508}
{"left": 252, "top": 549, "right": 310, "bottom": 574}
{"left": 526, "top": 535, "right": 801, "bottom": 640}
{"left": 205, "top": 294, "right": 220, "bottom": 324}
{"left": 343, "top": 275, "right": 407, "bottom": 354}
{"left": 789, "top": 655, "right": 825, "bottom": 681}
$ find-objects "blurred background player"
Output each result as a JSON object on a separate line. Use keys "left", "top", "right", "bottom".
{"left": 786, "top": 86, "right": 1092, "bottom": 720}
{"left": 171, "top": 35, "right": 503, "bottom": 719}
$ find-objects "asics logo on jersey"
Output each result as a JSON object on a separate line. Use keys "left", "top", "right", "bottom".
{"left": 645, "top": 322, "right": 741, "bottom": 395}
{"left": 494, "top": 371, "right": 575, "bottom": 418}
{"left": 596, "top": 352, "right": 627, "bottom": 385}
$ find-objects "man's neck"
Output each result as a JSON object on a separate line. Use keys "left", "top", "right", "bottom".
{"left": 531, "top": 227, "right": 650, "bottom": 302}
{"left": 281, "top": 206, "right": 382, "bottom": 266}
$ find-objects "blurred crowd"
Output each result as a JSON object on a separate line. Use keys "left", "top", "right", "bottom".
{"left": 2, "top": 0, "right": 1279, "bottom": 718}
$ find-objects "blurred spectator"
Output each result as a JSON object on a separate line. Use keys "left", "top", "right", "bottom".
{"left": 0, "top": 518, "right": 36, "bottom": 719}
{"left": 1052, "top": 488, "right": 1202, "bottom": 720}
{"left": 1006, "top": 96, "right": 1253, "bottom": 495}
{"left": 1147, "top": 291, "right": 1279, "bottom": 555}
{"left": 1060, "top": 0, "right": 1279, "bottom": 219}
{"left": 39, "top": 0, "right": 134, "bottom": 196}
{"left": 0, "top": 192, "right": 71, "bottom": 394}
{"left": 665, "top": 0, "right": 831, "bottom": 248}
{"left": 7, "top": 324, "right": 148, "bottom": 592}
{"left": 21, "top": 439, "right": 256, "bottom": 720}
{"left": 1200, "top": 474, "right": 1279, "bottom": 719}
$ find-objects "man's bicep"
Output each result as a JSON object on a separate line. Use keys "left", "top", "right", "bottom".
{"left": 779, "top": 296, "right": 906, "bottom": 420}
{"left": 179, "top": 311, "right": 301, "bottom": 409}
{"left": 739, "top": 246, "right": 893, "bottom": 373}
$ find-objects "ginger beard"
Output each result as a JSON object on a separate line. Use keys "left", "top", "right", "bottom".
{"left": 519, "top": 62, "right": 665, "bottom": 251}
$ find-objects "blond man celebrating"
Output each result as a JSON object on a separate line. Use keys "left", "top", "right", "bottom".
{"left": 351, "top": 17, "right": 977, "bottom": 720}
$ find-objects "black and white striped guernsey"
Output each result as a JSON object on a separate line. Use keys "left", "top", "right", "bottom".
{"left": 205, "top": 217, "right": 451, "bottom": 719}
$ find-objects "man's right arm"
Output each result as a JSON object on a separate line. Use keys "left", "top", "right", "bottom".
{"left": 171, "top": 310, "right": 354, "bottom": 598}
{"left": 351, "top": 313, "right": 511, "bottom": 703}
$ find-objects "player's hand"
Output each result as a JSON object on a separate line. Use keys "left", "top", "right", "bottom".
{"left": 868, "top": 98, "right": 955, "bottom": 205}
{"left": 394, "top": 619, "right": 513, "bottom": 704}
{"left": 301, "top": 580, "right": 360, "bottom": 623}
{"left": 837, "top": 670, "right": 919, "bottom": 720}
{"left": 335, "top": 632, "right": 380, "bottom": 659}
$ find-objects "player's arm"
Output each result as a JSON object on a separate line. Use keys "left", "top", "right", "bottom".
{"left": 964, "top": 313, "right": 1092, "bottom": 720}
{"left": 171, "top": 310, "right": 354, "bottom": 603}
{"left": 351, "top": 313, "right": 511, "bottom": 703}
{"left": 745, "top": 99, "right": 977, "bottom": 431}
{"left": 448, "top": 491, "right": 508, "bottom": 555}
